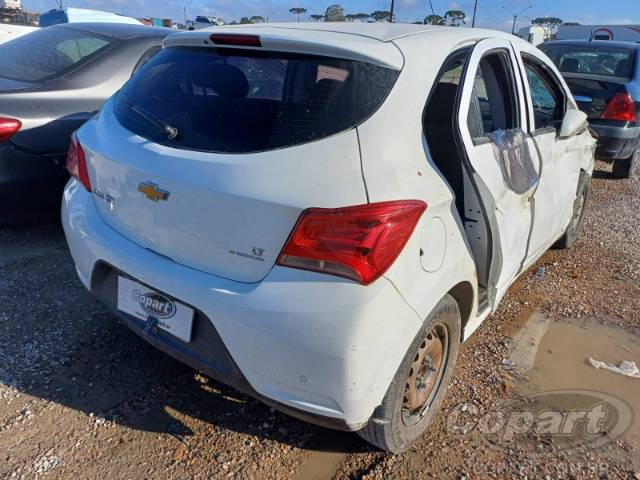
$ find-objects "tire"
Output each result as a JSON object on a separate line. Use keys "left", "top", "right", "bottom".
{"left": 357, "top": 294, "right": 461, "bottom": 453}
{"left": 612, "top": 148, "right": 638, "bottom": 179}
{"left": 555, "top": 172, "right": 591, "bottom": 250}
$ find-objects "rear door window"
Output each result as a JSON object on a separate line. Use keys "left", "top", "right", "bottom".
{"left": 0, "top": 26, "right": 114, "bottom": 82}
{"left": 467, "top": 51, "right": 520, "bottom": 139}
{"left": 114, "top": 46, "right": 400, "bottom": 154}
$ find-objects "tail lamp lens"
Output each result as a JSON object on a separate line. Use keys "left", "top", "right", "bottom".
{"left": 0, "top": 117, "right": 22, "bottom": 142}
{"left": 602, "top": 92, "right": 637, "bottom": 123}
{"left": 66, "top": 132, "right": 92, "bottom": 192}
{"left": 277, "top": 200, "right": 427, "bottom": 285}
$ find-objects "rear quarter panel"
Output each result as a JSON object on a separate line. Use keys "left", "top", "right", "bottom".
{"left": 358, "top": 34, "right": 480, "bottom": 338}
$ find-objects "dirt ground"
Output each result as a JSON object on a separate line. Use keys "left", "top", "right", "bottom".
{"left": 1, "top": 160, "right": 639, "bottom": 480}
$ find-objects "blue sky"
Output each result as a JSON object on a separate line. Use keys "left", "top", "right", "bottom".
{"left": 22, "top": 0, "right": 640, "bottom": 30}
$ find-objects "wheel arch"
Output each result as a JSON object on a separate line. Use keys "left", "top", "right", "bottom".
{"left": 447, "top": 281, "right": 475, "bottom": 338}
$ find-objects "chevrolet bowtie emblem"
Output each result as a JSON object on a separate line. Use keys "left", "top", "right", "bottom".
{"left": 138, "top": 182, "right": 170, "bottom": 202}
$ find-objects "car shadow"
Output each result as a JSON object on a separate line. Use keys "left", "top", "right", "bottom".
{"left": 0, "top": 224, "right": 372, "bottom": 455}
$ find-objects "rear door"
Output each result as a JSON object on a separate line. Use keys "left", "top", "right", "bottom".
{"left": 457, "top": 38, "right": 537, "bottom": 308}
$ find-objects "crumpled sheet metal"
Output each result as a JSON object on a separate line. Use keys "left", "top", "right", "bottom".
{"left": 487, "top": 129, "right": 539, "bottom": 195}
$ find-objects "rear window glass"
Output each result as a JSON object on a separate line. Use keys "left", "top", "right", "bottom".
{"left": 114, "top": 46, "right": 400, "bottom": 154}
{"left": 0, "top": 26, "right": 113, "bottom": 82}
{"left": 541, "top": 45, "right": 635, "bottom": 78}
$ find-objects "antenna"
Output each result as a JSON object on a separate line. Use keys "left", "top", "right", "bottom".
{"left": 184, "top": 0, "right": 194, "bottom": 25}
{"left": 472, "top": 0, "right": 478, "bottom": 27}
{"left": 428, "top": 0, "right": 436, "bottom": 15}
{"left": 503, "top": 5, "right": 532, "bottom": 34}
{"left": 390, "top": 0, "right": 396, "bottom": 23}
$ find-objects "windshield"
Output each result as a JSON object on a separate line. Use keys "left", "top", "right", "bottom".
{"left": 541, "top": 45, "right": 636, "bottom": 78}
{"left": 0, "top": 26, "right": 114, "bottom": 83}
{"left": 114, "top": 46, "right": 400, "bottom": 154}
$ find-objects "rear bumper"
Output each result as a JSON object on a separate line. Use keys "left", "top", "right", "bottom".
{"left": 0, "top": 142, "right": 68, "bottom": 221}
{"left": 590, "top": 124, "right": 640, "bottom": 160}
{"left": 62, "top": 180, "right": 423, "bottom": 430}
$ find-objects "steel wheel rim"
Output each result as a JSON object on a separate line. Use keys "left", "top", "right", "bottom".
{"left": 402, "top": 323, "right": 449, "bottom": 427}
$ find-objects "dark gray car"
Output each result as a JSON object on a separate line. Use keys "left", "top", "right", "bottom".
{"left": 0, "top": 23, "right": 170, "bottom": 222}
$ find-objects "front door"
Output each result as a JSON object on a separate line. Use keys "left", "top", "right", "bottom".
{"left": 513, "top": 42, "right": 593, "bottom": 261}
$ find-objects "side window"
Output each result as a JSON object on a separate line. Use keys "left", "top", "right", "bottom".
{"left": 467, "top": 52, "right": 519, "bottom": 140}
{"left": 133, "top": 46, "right": 162, "bottom": 76}
{"left": 522, "top": 56, "right": 566, "bottom": 131}
{"left": 56, "top": 37, "right": 109, "bottom": 63}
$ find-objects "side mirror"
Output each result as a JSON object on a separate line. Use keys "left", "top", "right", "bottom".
{"left": 559, "top": 109, "right": 588, "bottom": 139}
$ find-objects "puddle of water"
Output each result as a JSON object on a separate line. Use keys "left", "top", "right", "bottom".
{"left": 509, "top": 314, "right": 640, "bottom": 444}
{"left": 293, "top": 430, "right": 354, "bottom": 480}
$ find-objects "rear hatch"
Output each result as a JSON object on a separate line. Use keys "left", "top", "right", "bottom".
{"left": 540, "top": 42, "right": 636, "bottom": 120}
{"left": 563, "top": 74, "right": 630, "bottom": 120}
{"left": 81, "top": 30, "right": 402, "bottom": 283}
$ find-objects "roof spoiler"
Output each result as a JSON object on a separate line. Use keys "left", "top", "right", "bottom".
{"left": 164, "top": 27, "right": 405, "bottom": 70}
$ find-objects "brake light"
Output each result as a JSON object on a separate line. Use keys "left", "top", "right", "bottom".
{"left": 0, "top": 117, "right": 21, "bottom": 142}
{"left": 277, "top": 201, "right": 427, "bottom": 285}
{"left": 66, "top": 132, "right": 92, "bottom": 192}
{"left": 209, "top": 33, "right": 262, "bottom": 47}
{"left": 602, "top": 92, "right": 637, "bottom": 122}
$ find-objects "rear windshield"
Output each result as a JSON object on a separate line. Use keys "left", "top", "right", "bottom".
{"left": 541, "top": 45, "right": 635, "bottom": 78}
{"left": 0, "top": 26, "right": 114, "bottom": 82}
{"left": 114, "top": 46, "right": 400, "bottom": 154}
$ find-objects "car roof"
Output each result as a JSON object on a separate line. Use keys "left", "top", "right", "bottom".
{"left": 199, "top": 22, "right": 514, "bottom": 43}
{"left": 542, "top": 39, "right": 640, "bottom": 50}
{"left": 59, "top": 22, "right": 171, "bottom": 39}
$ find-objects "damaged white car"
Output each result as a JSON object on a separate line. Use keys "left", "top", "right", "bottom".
{"left": 62, "top": 23, "right": 596, "bottom": 452}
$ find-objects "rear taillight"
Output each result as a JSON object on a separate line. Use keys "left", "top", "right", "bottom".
{"left": 66, "top": 132, "right": 92, "bottom": 192}
{"left": 277, "top": 200, "right": 427, "bottom": 285}
{"left": 209, "top": 33, "right": 262, "bottom": 47}
{"left": 0, "top": 117, "right": 21, "bottom": 142}
{"left": 602, "top": 92, "right": 637, "bottom": 122}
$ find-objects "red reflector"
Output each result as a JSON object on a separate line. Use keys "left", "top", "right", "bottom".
{"left": 602, "top": 92, "right": 637, "bottom": 123}
{"left": 0, "top": 117, "right": 22, "bottom": 142}
{"left": 209, "top": 33, "right": 262, "bottom": 47}
{"left": 66, "top": 132, "right": 92, "bottom": 192}
{"left": 277, "top": 201, "right": 427, "bottom": 285}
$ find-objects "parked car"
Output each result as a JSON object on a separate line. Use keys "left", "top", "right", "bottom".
{"left": 186, "top": 15, "right": 225, "bottom": 30}
{"left": 39, "top": 7, "right": 142, "bottom": 28}
{"left": 540, "top": 40, "right": 640, "bottom": 178}
{"left": 62, "top": 23, "right": 595, "bottom": 452}
{"left": 0, "top": 23, "right": 170, "bottom": 222}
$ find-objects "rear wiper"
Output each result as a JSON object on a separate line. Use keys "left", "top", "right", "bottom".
{"left": 121, "top": 97, "right": 179, "bottom": 140}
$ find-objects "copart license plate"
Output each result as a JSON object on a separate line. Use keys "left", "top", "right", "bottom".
{"left": 117, "top": 276, "right": 194, "bottom": 342}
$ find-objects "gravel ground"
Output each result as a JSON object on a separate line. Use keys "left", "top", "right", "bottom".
{"left": 1, "top": 160, "right": 639, "bottom": 479}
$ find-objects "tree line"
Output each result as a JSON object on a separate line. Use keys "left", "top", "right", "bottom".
{"left": 226, "top": 5, "right": 574, "bottom": 33}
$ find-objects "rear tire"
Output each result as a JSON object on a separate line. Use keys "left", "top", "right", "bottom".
{"left": 612, "top": 148, "right": 638, "bottom": 179}
{"left": 556, "top": 172, "right": 591, "bottom": 250}
{"left": 357, "top": 294, "right": 461, "bottom": 453}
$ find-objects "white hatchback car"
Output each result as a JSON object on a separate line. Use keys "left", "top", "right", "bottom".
{"left": 63, "top": 23, "right": 595, "bottom": 452}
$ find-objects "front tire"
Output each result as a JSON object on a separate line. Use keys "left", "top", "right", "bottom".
{"left": 357, "top": 294, "right": 461, "bottom": 453}
{"left": 612, "top": 148, "right": 638, "bottom": 179}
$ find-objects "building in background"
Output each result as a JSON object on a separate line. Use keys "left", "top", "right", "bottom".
{"left": 0, "top": 0, "right": 22, "bottom": 10}
{"left": 517, "top": 26, "right": 548, "bottom": 46}
{"left": 556, "top": 25, "right": 640, "bottom": 42}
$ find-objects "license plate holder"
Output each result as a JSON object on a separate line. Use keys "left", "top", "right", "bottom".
{"left": 117, "top": 276, "right": 194, "bottom": 343}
